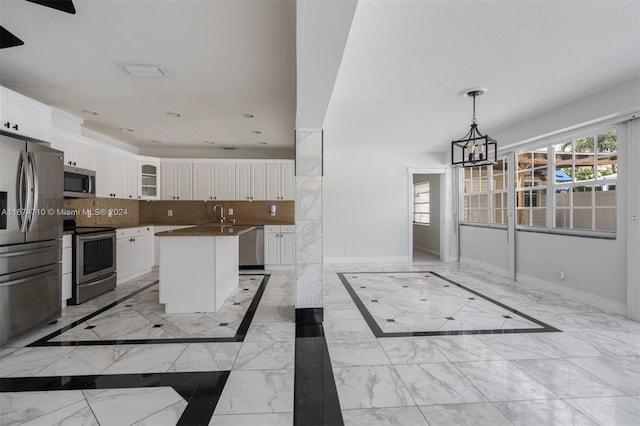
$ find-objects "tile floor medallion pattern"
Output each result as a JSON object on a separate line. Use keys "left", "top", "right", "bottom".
{"left": 2, "top": 261, "right": 640, "bottom": 426}
{"left": 338, "top": 271, "right": 559, "bottom": 337}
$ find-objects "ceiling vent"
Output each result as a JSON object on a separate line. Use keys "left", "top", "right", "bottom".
{"left": 119, "top": 64, "right": 166, "bottom": 78}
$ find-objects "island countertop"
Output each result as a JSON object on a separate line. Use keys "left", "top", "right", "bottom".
{"left": 155, "top": 225, "right": 255, "bottom": 237}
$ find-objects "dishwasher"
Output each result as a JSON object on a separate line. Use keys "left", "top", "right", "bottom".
{"left": 239, "top": 225, "right": 264, "bottom": 269}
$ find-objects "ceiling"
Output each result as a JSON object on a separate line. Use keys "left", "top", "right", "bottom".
{"left": 325, "top": 0, "right": 640, "bottom": 153}
{"left": 0, "top": 0, "right": 296, "bottom": 157}
{"left": 1, "top": 1, "right": 638, "bottom": 159}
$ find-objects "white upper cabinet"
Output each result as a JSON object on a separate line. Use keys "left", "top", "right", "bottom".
{"left": 162, "top": 161, "right": 192, "bottom": 200}
{"left": 192, "top": 161, "right": 236, "bottom": 201}
{"left": 266, "top": 161, "right": 295, "bottom": 200}
{"left": 236, "top": 162, "right": 266, "bottom": 201}
{"left": 125, "top": 156, "right": 139, "bottom": 199}
{"left": 0, "top": 86, "right": 52, "bottom": 142}
{"left": 139, "top": 160, "right": 160, "bottom": 200}
{"left": 51, "top": 130, "right": 97, "bottom": 171}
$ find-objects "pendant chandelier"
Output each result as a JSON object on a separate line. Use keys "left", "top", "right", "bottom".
{"left": 451, "top": 89, "right": 497, "bottom": 167}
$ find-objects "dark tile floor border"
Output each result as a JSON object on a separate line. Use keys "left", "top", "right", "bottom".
{"left": 294, "top": 308, "right": 344, "bottom": 426}
{"left": 28, "top": 274, "right": 270, "bottom": 347}
{"left": 0, "top": 371, "right": 229, "bottom": 426}
{"left": 338, "top": 271, "right": 561, "bottom": 337}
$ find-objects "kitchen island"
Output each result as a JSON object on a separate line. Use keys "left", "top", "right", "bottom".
{"left": 155, "top": 225, "right": 255, "bottom": 313}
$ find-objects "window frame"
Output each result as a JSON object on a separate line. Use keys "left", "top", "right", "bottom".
{"left": 460, "top": 158, "right": 508, "bottom": 228}
{"left": 413, "top": 181, "right": 431, "bottom": 226}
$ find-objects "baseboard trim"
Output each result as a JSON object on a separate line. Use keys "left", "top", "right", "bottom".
{"left": 414, "top": 246, "right": 440, "bottom": 256}
{"left": 459, "top": 257, "right": 509, "bottom": 278}
{"left": 516, "top": 273, "right": 627, "bottom": 316}
{"left": 324, "top": 256, "right": 411, "bottom": 264}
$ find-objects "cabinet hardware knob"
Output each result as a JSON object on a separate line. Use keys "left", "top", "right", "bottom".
{"left": 3, "top": 122, "right": 9, "bottom": 128}
{"left": 129, "top": 195, "right": 132, "bottom": 198}
{"left": 12, "top": 124, "right": 18, "bottom": 131}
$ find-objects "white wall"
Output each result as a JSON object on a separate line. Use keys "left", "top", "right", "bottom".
{"left": 413, "top": 174, "right": 440, "bottom": 255}
{"left": 459, "top": 226, "right": 509, "bottom": 275}
{"left": 323, "top": 140, "right": 446, "bottom": 263}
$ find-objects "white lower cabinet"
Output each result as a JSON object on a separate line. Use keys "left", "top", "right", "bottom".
{"left": 61, "top": 234, "right": 72, "bottom": 306}
{"left": 116, "top": 226, "right": 154, "bottom": 284}
{"left": 264, "top": 225, "right": 295, "bottom": 267}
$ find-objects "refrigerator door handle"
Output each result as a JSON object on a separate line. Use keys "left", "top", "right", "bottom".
{"left": 26, "top": 152, "right": 38, "bottom": 231}
{"left": 0, "top": 267, "right": 57, "bottom": 288}
{"left": 17, "top": 152, "right": 29, "bottom": 233}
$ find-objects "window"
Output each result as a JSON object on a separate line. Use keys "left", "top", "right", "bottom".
{"left": 413, "top": 182, "right": 430, "bottom": 225}
{"left": 462, "top": 159, "right": 508, "bottom": 225}
{"left": 516, "top": 129, "right": 617, "bottom": 233}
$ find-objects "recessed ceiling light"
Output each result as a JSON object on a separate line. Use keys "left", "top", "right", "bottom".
{"left": 119, "top": 63, "right": 166, "bottom": 77}
{"left": 203, "top": 141, "right": 216, "bottom": 145}
{"left": 120, "top": 128, "right": 135, "bottom": 133}
{"left": 242, "top": 113, "right": 254, "bottom": 118}
{"left": 149, "top": 140, "right": 163, "bottom": 144}
{"left": 166, "top": 112, "right": 182, "bottom": 118}
{"left": 81, "top": 109, "right": 99, "bottom": 116}
{"left": 223, "top": 147, "right": 236, "bottom": 150}
{"left": 251, "top": 130, "right": 262, "bottom": 134}
{"left": 259, "top": 142, "right": 268, "bottom": 145}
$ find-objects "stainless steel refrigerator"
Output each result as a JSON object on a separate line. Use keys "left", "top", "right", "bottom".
{"left": 0, "top": 131, "right": 63, "bottom": 344}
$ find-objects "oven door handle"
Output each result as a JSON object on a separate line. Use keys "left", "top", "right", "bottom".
{"left": 77, "top": 233, "right": 115, "bottom": 242}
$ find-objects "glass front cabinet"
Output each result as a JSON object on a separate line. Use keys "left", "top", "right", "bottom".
{"left": 139, "top": 160, "right": 160, "bottom": 200}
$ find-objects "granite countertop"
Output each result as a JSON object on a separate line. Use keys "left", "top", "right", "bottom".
{"left": 155, "top": 225, "right": 255, "bottom": 237}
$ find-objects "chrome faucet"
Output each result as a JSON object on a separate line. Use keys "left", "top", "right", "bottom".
{"left": 213, "top": 204, "right": 225, "bottom": 223}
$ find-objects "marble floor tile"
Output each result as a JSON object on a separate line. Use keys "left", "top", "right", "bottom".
{"left": 418, "top": 402, "right": 512, "bottom": 426}
{"left": 233, "top": 340, "right": 295, "bottom": 370}
{"left": 341, "top": 406, "right": 428, "bottom": 426}
{"left": 326, "top": 339, "right": 391, "bottom": 367}
{"left": 0, "top": 390, "right": 86, "bottom": 425}
{"left": 169, "top": 343, "right": 242, "bottom": 372}
{"left": 571, "top": 330, "right": 640, "bottom": 356}
{"left": 244, "top": 322, "right": 295, "bottom": 342}
{"left": 323, "top": 303, "right": 363, "bottom": 321}
{"left": 378, "top": 337, "right": 449, "bottom": 364}
{"left": 84, "top": 387, "right": 184, "bottom": 425}
{"left": 323, "top": 320, "right": 377, "bottom": 341}
{"left": 475, "top": 333, "right": 565, "bottom": 360}
{"left": 395, "top": 363, "right": 487, "bottom": 405}
{"left": 333, "top": 365, "right": 415, "bottom": 409}
{"left": 567, "top": 356, "right": 640, "bottom": 395}
{"left": 20, "top": 399, "right": 98, "bottom": 426}
{"left": 209, "top": 412, "right": 293, "bottom": 426}
{"left": 132, "top": 400, "right": 188, "bottom": 426}
{"left": 513, "top": 358, "right": 628, "bottom": 398}
{"left": 454, "top": 360, "right": 557, "bottom": 402}
{"left": 101, "top": 344, "right": 187, "bottom": 374}
{"left": 494, "top": 399, "right": 598, "bottom": 426}
{"left": 0, "top": 347, "right": 74, "bottom": 377}
{"left": 214, "top": 370, "right": 294, "bottom": 415}
{"left": 430, "top": 335, "right": 505, "bottom": 362}
{"left": 565, "top": 396, "right": 640, "bottom": 426}
{"left": 35, "top": 346, "right": 131, "bottom": 376}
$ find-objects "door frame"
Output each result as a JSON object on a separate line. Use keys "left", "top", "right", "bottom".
{"left": 408, "top": 167, "right": 457, "bottom": 262}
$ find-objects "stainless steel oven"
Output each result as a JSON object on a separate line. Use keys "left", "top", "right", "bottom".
{"left": 70, "top": 227, "right": 117, "bottom": 304}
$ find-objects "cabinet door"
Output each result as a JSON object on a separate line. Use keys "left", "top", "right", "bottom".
{"left": 139, "top": 162, "right": 159, "bottom": 199}
{"left": 175, "top": 163, "right": 192, "bottom": 200}
{"left": 250, "top": 162, "right": 266, "bottom": 201}
{"left": 265, "top": 163, "right": 281, "bottom": 200}
{"left": 116, "top": 238, "right": 133, "bottom": 283}
{"left": 94, "top": 147, "right": 111, "bottom": 198}
{"left": 281, "top": 163, "right": 295, "bottom": 200}
{"left": 1, "top": 87, "right": 52, "bottom": 141}
{"left": 235, "top": 163, "right": 251, "bottom": 201}
{"left": 214, "top": 163, "right": 235, "bottom": 200}
{"left": 161, "top": 163, "right": 176, "bottom": 200}
{"left": 192, "top": 162, "right": 214, "bottom": 200}
{"left": 109, "top": 152, "right": 128, "bottom": 198}
{"left": 264, "top": 232, "right": 281, "bottom": 265}
{"left": 126, "top": 157, "right": 139, "bottom": 199}
{"left": 280, "top": 233, "right": 296, "bottom": 265}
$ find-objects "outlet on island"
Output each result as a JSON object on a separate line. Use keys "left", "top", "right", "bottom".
{"left": 168, "top": 209, "right": 173, "bottom": 217}
{"left": 228, "top": 208, "right": 233, "bottom": 215}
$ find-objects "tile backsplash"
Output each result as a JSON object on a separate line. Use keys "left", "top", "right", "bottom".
{"left": 64, "top": 198, "right": 294, "bottom": 227}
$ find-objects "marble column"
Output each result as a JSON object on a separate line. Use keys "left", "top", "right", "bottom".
{"left": 295, "top": 129, "right": 323, "bottom": 321}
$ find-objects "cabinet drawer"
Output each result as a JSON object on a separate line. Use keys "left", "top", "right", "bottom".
{"left": 117, "top": 227, "right": 150, "bottom": 239}
{"left": 62, "top": 247, "right": 72, "bottom": 275}
{"left": 280, "top": 225, "right": 296, "bottom": 233}
{"left": 62, "top": 234, "right": 72, "bottom": 249}
{"left": 264, "top": 225, "right": 280, "bottom": 233}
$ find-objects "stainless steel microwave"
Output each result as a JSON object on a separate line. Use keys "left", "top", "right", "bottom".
{"left": 64, "top": 166, "right": 96, "bottom": 198}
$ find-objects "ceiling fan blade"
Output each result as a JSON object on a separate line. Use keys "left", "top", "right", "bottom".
{"left": 0, "top": 26, "right": 25, "bottom": 49}
{"left": 25, "top": 0, "right": 76, "bottom": 14}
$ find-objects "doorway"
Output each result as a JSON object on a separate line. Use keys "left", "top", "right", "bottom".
{"left": 408, "top": 168, "right": 456, "bottom": 263}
